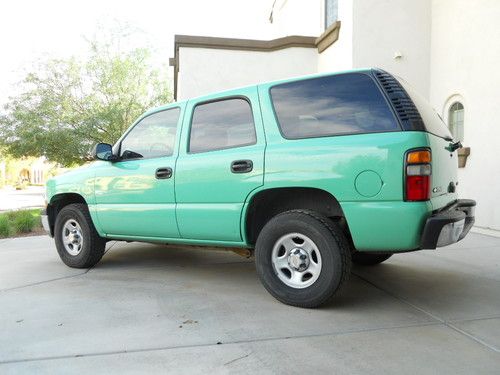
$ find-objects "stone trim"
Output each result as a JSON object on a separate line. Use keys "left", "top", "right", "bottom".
{"left": 174, "top": 34, "right": 317, "bottom": 52}
{"left": 316, "top": 21, "right": 341, "bottom": 53}
{"left": 170, "top": 26, "right": 341, "bottom": 99}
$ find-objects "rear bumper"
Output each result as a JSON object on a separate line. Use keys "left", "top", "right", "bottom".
{"left": 421, "top": 199, "right": 476, "bottom": 249}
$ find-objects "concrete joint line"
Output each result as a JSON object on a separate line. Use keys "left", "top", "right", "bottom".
{"left": 352, "top": 272, "right": 500, "bottom": 353}
{"left": 0, "top": 321, "right": 442, "bottom": 365}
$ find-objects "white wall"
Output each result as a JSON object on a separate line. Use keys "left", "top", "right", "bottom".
{"left": 430, "top": 0, "right": 500, "bottom": 230}
{"left": 352, "top": 0, "right": 431, "bottom": 97}
{"left": 269, "top": 0, "right": 323, "bottom": 37}
{"left": 177, "top": 47, "right": 318, "bottom": 100}
{"left": 317, "top": 0, "right": 354, "bottom": 73}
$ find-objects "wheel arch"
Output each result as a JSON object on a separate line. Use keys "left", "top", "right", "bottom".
{"left": 47, "top": 193, "right": 88, "bottom": 236}
{"left": 244, "top": 187, "right": 352, "bottom": 246}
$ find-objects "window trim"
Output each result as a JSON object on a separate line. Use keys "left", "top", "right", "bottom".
{"left": 268, "top": 72, "right": 402, "bottom": 141}
{"left": 116, "top": 106, "right": 181, "bottom": 162}
{"left": 447, "top": 101, "right": 464, "bottom": 142}
{"left": 187, "top": 95, "right": 257, "bottom": 154}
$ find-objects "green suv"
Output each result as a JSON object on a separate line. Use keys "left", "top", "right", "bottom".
{"left": 42, "top": 68, "right": 475, "bottom": 307}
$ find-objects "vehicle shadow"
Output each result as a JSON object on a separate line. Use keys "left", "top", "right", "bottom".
{"left": 93, "top": 241, "right": 498, "bottom": 315}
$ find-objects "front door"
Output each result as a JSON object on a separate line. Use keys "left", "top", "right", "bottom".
{"left": 175, "top": 88, "right": 265, "bottom": 242}
{"left": 94, "top": 106, "right": 183, "bottom": 239}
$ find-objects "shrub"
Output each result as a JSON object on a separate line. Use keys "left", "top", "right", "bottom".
{"left": 0, "top": 215, "right": 11, "bottom": 238}
{"left": 12, "top": 210, "right": 36, "bottom": 233}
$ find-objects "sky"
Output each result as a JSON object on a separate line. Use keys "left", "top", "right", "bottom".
{"left": 0, "top": 0, "right": 277, "bottom": 105}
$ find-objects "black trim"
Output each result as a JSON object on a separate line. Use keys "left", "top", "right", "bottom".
{"left": 372, "top": 69, "right": 426, "bottom": 132}
{"left": 420, "top": 199, "right": 476, "bottom": 249}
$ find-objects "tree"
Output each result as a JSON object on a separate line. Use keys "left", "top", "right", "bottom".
{"left": 0, "top": 31, "right": 172, "bottom": 166}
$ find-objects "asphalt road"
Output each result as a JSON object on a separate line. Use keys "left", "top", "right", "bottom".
{"left": 0, "top": 232, "right": 499, "bottom": 374}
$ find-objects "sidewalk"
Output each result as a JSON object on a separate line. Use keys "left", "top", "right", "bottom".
{"left": 0, "top": 186, "right": 45, "bottom": 212}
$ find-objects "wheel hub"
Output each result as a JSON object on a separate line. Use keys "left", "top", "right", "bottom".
{"left": 62, "top": 219, "right": 84, "bottom": 256}
{"left": 288, "top": 248, "right": 310, "bottom": 271}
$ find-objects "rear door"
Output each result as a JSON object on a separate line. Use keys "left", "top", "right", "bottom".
{"left": 175, "top": 87, "right": 265, "bottom": 242}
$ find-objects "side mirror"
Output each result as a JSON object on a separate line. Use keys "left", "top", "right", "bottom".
{"left": 91, "top": 143, "right": 117, "bottom": 161}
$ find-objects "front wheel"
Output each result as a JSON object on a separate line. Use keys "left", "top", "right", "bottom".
{"left": 54, "top": 203, "right": 106, "bottom": 268}
{"left": 255, "top": 210, "right": 351, "bottom": 308}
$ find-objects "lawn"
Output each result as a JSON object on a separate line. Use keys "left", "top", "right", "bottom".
{"left": 0, "top": 209, "right": 44, "bottom": 238}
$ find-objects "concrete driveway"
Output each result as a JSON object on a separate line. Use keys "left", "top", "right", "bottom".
{"left": 0, "top": 233, "right": 499, "bottom": 374}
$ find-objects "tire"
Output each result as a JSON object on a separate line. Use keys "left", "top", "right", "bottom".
{"left": 255, "top": 210, "right": 351, "bottom": 308}
{"left": 352, "top": 252, "right": 392, "bottom": 266}
{"left": 54, "top": 203, "right": 106, "bottom": 268}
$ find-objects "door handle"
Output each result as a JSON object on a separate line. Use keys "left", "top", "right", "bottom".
{"left": 231, "top": 160, "right": 253, "bottom": 173}
{"left": 155, "top": 167, "right": 173, "bottom": 179}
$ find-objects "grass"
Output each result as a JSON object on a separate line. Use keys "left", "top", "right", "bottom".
{"left": 0, "top": 209, "right": 43, "bottom": 238}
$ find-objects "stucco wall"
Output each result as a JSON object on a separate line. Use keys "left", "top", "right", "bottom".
{"left": 269, "top": 0, "right": 323, "bottom": 38}
{"left": 177, "top": 46, "right": 318, "bottom": 100}
{"left": 317, "top": 0, "right": 353, "bottom": 73}
{"left": 352, "top": 0, "right": 431, "bottom": 97}
{"left": 430, "top": 0, "right": 500, "bottom": 230}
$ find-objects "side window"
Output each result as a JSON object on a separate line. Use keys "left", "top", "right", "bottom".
{"left": 120, "top": 108, "right": 180, "bottom": 160}
{"left": 270, "top": 73, "right": 399, "bottom": 139}
{"left": 189, "top": 98, "right": 256, "bottom": 153}
{"left": 448, "top": 102, "right": 464, "bottom": 142}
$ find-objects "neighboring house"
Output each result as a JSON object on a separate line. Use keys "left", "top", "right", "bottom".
{"left": 169, "top": 0, "right": 500, "bottom": 232}
{"left": 0, "top": 156, "right": 55, "bottom": 187}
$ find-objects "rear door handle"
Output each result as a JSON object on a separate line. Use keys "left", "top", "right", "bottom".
{"left": 155, "top": 167, "right": 173, "bottom": 179}
{"left": 231, "top": 160, "right": 253, "bottom": 173}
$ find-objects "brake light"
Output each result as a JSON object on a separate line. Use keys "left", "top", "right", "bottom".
{"left": 405, "top": 150, "right": 431, "bottom": 201}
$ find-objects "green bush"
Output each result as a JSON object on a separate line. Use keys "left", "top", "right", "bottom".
{"left": 0, "top": 215, "right": 11, "bottom": 238}
{"left": 12, "top": 210, "right": 36, "bottom": 233}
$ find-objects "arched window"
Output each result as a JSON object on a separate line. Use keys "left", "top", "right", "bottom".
{"left": 448, "top": 102, "right": 464, "bottom": 142}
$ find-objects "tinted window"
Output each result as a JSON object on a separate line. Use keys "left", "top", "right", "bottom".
{"left": 189, "top": 98, "right": 256, "bottom": 153}
{"left": 120, "top": 108, "right": 180, "bottom": 159}
{"left": 270, "top": 73, "right": 399, "bottom": 139}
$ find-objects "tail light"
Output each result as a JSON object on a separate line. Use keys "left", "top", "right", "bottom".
{"left": 405, "top": 149, "right": 431, "bottom": 201}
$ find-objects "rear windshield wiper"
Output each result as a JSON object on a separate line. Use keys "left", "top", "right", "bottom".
{"left": 446, "top": 141, "right": 462, "bottom": 152}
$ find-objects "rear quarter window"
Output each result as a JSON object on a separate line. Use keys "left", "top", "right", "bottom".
{"left": 270, "top": 73, "right": 400, "bottom": 139}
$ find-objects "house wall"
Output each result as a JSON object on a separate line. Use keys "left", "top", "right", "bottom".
{"left": 317, "top": 0, "right": 354, "bottom": 72}
{"left": 429, "top": 0, "right": 500, "bottom": 230}
{"left": 269, "top": 0, "right": 323, "bottom": 37}
{"left": 177, "top": 46, "right": 318, "bottom": 100}
{"left": 351, "top": 0, "right": 431, "bottom": 97}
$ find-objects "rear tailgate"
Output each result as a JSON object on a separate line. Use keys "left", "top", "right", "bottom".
{"left": 427, "top": 133, "right": 459, "bottom": 210}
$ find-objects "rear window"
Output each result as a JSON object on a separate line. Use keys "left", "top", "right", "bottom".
{"left": 396, "top": 77, "right": 453, "bottom": 140}
{"left": 270, "top": 73, "right": 399, "bottom": 139}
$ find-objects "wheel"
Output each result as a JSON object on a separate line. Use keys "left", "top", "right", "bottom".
{"left": 255, "top": 210, "right": 351, "bottom": 308}
{"left": 54, "top": 203, "right": 106, "bottom": 268}
{"left": 351, "top": 252, "right": 392, "bottom": 265}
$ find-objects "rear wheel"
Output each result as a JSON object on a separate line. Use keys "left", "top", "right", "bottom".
{"left": 255, "top": 210, "right": 351, "bottom": 308}
{"left": 54, "top": 203, "right": 106, "bottom": 268}
{"left": 352, "top": 252, "right": 392, "bottom": 265}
